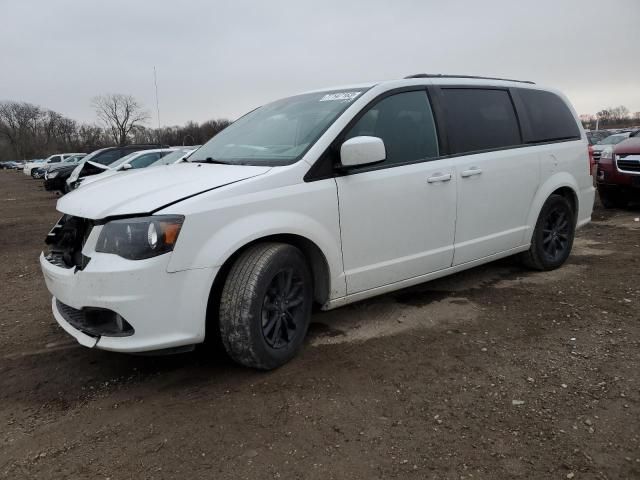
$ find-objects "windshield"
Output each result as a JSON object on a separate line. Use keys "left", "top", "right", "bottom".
{"left": 190, "top": 89, "right": 367, "bottom": 166}
{"left": 150, "top": 149, "right": 194, "bottom": 166}
{"left": 63, "top": 154, "right": 84, "bottom": 163}
{"left": 598, "top": 135, "right": 627, "bottom": 145}
{"left": 79, "top": 148, "right": 109, "bottom": 164}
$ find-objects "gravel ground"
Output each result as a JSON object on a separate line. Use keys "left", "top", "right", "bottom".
{"left": 1, "top": 170, "right": 639, "bottom": 479}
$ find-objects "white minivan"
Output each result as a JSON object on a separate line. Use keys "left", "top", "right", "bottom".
{"left": 40, "top": 74, "right": 595, "bottom": 369}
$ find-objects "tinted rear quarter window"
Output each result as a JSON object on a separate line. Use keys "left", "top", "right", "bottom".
{"left": 441, "top": 89, "right": 521, "bottom": 154}
{"left": 518, "top": 89, "right": 580, "bottom": 143}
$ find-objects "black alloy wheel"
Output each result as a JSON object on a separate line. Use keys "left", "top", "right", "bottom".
{"left": 522, "top": 194, "right": 575, "bottom": 271}
{"left": 219, "top": 243, "right": 313, "bottom": 369}
{"left": 541, "top": 206, "right": 571, "bottom": 263}
{"left": 261, "top": 268, "right": 305, "bottom": 349}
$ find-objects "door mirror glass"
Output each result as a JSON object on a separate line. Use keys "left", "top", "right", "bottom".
{"left": 340, "top": 136, "right": 386, "bottom": 168}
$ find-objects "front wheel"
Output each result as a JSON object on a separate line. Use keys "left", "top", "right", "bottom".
{"left": 598, "top": 185, "right": 627, "bottom": 209}
{"left": 219, "top": 243, "right": 313, "bottom": 370}
{"left": 522, "top": 194, "right": 576, "bottom": 271}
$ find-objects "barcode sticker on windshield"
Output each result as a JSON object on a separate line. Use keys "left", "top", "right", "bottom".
{"left": 319, "top": 91, "right": 362, "bottom": 102}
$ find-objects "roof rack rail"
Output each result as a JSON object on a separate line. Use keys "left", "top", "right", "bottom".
{"left": 404, "top": 73, "right": 535, "bottom": 85}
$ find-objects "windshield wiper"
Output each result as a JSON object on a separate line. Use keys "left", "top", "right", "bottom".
{"left": 191, "top": 157, "right": 231, "bottom": 165}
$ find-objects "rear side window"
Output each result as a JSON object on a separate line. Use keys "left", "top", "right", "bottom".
{"left": 441, "top": 88, "right": 521, "bottom": 154}
{"left": 345, "top": 90, "right": 439, "bottom": 166}
{"left": 94, "top": 149, "right": 123, "bottom": 166}
{"left": 518, "top": 89, "right": 580, "bottom": 143}
{"left": 129, "top": 152, "right": 163, "bottom": 169}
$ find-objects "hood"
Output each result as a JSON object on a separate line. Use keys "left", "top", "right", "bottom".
{"left": 614, "top": 137, "right": 640, "bottom": 155}
{"left": 48, "top": 163, "right": 78, "bottom": 174}
{"left": 76, "top": 169, "right": 120, "bottom": 188}
{"left": 56, "top": 162, "right": 271, "bottom": 220}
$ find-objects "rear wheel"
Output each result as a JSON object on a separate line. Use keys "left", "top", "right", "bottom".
{"left": 522, "top": 194, "right": 575, "bottom": 271}
{"left": 219, "top": 243, "right": 313, "bottom": 370}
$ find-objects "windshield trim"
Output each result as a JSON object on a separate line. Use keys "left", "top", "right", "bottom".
{"left": 189, "top": 87, "right": 372, "bottom": 167}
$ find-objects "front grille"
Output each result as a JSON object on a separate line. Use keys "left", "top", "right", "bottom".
{"left": 617, "top": 157, "right": 640, "bottom": 173}
{"left": 45, "top": 253, "right": 68, "bottom": 268}
{"left": 56, "top": 300, "right": 134, "bottom": 337}
{"left": 56, "top": 300, "right": 89, "bottom": 332}
{"left": 44, "top": 215, "right": 93, "bottom": 270}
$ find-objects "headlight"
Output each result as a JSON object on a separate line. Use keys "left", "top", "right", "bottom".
{"left": 600, "top": 149, "right": 613, "bottom": 160}
{"left": 95, "top": 215, "right": 184, "bottom": 260}
{"left": 47, "top": 171, "right": 59, "bottom": 178}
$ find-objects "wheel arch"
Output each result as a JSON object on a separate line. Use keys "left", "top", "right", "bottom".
{"left": 526, "top": 173, "right": 580, "bottom": 241}
{"left": 525, "top": 172, "right": 580, "bottom": 243}
{"left": 204, "top": 233, "right": 332, "bottom": 342}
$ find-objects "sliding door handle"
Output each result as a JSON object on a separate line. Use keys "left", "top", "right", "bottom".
{"left": 427, "top": 173, "right": 452, "bottom": 183}
{"left": 461, "top": 167, "right": 482, "bottom": 178}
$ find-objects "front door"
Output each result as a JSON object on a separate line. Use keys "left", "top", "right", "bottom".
{"left": 335, "top": 90, "right": 457, "bottom": 294}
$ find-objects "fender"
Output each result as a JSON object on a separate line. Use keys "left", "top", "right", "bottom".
{"left": 524, "top": 171, "right": 579, "bottom": 243}
{"left": 168, "top": 210, "right": 346, "bottom": 300}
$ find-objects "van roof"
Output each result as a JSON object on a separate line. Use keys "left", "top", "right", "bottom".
{"left": 404, "top": 73, "right": 535, "bottom": 84}
{"left": 304, "top": 74, "right": 540, "bottom": 95}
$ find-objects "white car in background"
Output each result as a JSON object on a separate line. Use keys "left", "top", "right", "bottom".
{"left": 23, "top": 153, "right": 84, "bottom": 175}
{"left": 74, "top": 148, "right": 194, "bottom": 189}
{"left": 38, "top": 153, "right": 86, "bottom": 178}
{"left": 591, "top": 133, "right": 630, "bottom": 163}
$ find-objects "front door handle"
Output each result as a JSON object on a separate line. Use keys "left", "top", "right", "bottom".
{"left": 427, "top": 173, "right": 452, "bottom": 183}
{"left": 461, "top": 167, "right": 482, "bottom": 178}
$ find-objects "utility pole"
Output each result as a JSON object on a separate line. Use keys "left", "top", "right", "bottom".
{"left": 153, "top": 66, "right": 161, "bottom": 143}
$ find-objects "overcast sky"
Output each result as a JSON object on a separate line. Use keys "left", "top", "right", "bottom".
{"left": 2, "top": 0, "right": 639, "bottom": 127}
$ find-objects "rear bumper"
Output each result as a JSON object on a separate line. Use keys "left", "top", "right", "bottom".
{"left": 40, "top": 252, "right": 217, "bottom": 352}
{"left": 577, "top": 185, "right": 596, "bottom": 229}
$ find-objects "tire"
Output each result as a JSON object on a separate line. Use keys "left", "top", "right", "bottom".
{"left": 598, "top": 185, "right": 627, "bottom": 209}
{"left": 219, "top": 243, "right": 313, "bottom": 370}
{"left": 522, "top": 194, "right": 576, "bottom": 271}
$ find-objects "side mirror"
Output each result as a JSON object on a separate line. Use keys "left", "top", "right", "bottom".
{"left": 340, "top": 136, "right": 386, "bottom": 168}
{"left": 122, "top": 163, "right": 133, "bottom": 170}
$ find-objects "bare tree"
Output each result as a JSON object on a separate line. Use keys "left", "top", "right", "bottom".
{"left": 610, "top": 105, "right": 630, "bottom": 122}
{"left": 0, "top": 101, "right": 44, "bottom": 158}
{"left": 77, "top": 124, "right": 107, "bottom": 151}
{"left": 92, "top": 94, "right": 149, "bottom": 146}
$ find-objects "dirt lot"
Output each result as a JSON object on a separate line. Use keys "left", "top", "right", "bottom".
{"left": 1, "top": 171, "right": 639, "bottom": 480}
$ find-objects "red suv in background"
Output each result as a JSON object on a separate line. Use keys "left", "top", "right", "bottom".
{"left": 597, "top": 130, "right": 640, "bottom": 208}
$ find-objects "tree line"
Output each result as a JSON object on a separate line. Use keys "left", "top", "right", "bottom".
{"left": 580, "top": 105, "right": 640, "bottom": 130}
{"left": 0, "top": 94, "right": 231, "bottom": 161}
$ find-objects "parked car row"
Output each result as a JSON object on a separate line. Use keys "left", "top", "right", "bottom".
{"left": 0, "top": 160, "right": 29, "bottom": 170}
{"left": 596, "top": 129, "right": 640, "bottom": 208}
{"left": 3, "top": 145, "right": 198, "bottom": 194}
{"left": 23, "top": 153, "right": 85, "bottom": 176}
